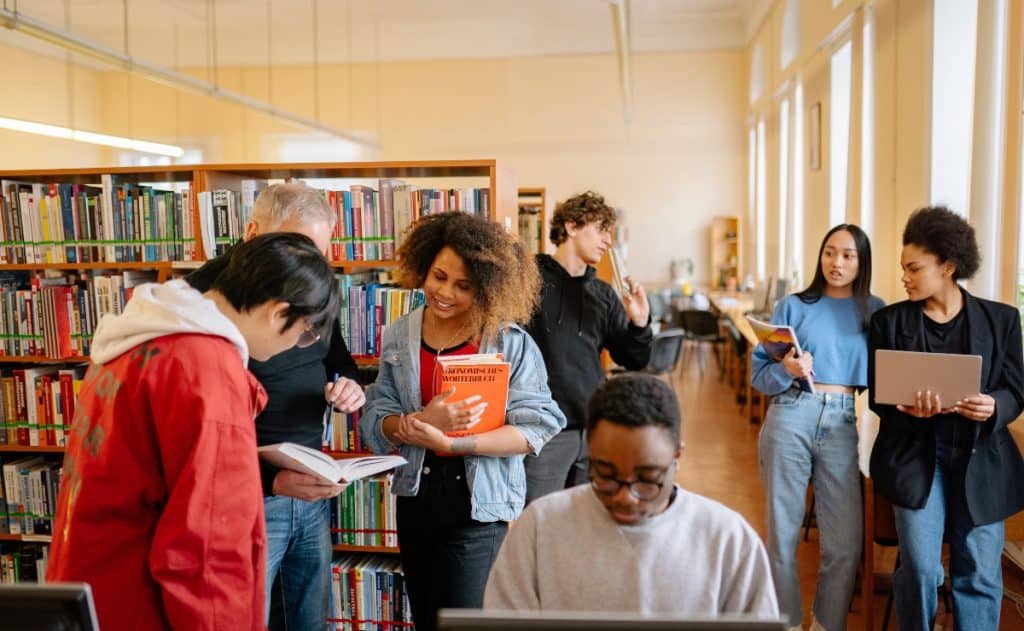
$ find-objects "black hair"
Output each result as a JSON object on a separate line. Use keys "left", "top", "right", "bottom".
{"left": 796, "top": 223, "right": 874, "bottom": 329}
{"left": 586, "top": 373, "right": 680, "bottom": 446}
{"left": 211, "top": 232, "right": 339, "bottom": 337}
{"left": 902, "top": 205, "right": 980, "bottom": 280}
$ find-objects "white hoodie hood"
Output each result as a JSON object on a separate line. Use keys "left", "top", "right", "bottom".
{"left": 90, "top": 278, "right": 249, "bottom": 366}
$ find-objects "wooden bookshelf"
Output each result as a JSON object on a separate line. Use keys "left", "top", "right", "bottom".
{"left": 0, "top": 161, "right": 517, "bottom": 603}
{"left": 0, "top": 356, "right": 88, "bottom": 364}
{"left": 0, "top": 533, "right": 52, "bottom": 543}
{"left": 0, "top": 445, "right": 65, "bottom": 453}
{"left": 332, "top": 544, "right": 399, "bottom": 554}
{"left": 517, "top": 187, "right": 547, "bottom": 256}
{"left": 710, "top": 215, "right": 741, "bottom": 289}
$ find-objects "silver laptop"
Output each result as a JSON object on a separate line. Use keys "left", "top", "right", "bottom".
{"left": 874, "top": 349, "right": 983, "bottom": 406}
{"left": 438, "top": 609, "right": 788, "bottom": 630}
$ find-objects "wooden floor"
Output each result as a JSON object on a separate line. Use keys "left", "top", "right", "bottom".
{"left": 669, "top": 347, "right": 1024, "bottom": 630}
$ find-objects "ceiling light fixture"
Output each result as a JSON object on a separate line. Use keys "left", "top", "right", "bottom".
{"left": 0, "top": 115, "right": 185, "bottom": 157}
{"left": 0, "top": 6, "right": 377, "bottom": 150}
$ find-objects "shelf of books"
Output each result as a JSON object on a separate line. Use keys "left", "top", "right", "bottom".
{"left": 517, "top": 187, "right": 547, "bottom": 256}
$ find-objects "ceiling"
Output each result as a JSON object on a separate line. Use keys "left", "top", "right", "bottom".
{"left": 1, "top": 0, "right": 771, "bottom": 69}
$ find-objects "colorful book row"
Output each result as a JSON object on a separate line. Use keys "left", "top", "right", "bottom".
{"left": 0, "top": 178, "right": 197, "bottom": 265}
{"left": 330, "top": 554, "right": 413, "bottom": 631}
{"left": 330, "top": 477, "right": 397, "bottom": 549}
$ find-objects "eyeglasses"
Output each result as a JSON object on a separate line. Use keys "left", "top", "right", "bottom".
{"left": 296, "top": 324, "right": 321, "bottom": 348}
{"left": 588, "top": 462, "right": 675, "bottom": 501}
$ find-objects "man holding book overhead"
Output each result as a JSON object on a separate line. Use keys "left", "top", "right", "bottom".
{"left": 187, "top": 182, "right": 365, "bottom": 631}
{"left": 47, "top": 233, "right": 340, "bottom": 630}
{"left": 524, "top": 191, "right": 652, "bottom": 503}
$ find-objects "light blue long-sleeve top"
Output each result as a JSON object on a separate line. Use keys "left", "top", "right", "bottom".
{"left": 750, "top": 293, "right": 886, "bottom": 396}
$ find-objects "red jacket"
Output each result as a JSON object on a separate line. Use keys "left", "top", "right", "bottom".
{"left": 47, "top": 333, "right": 268, "bottom": 630}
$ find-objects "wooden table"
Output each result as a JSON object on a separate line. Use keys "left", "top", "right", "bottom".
{"left": 707, "top": 291, "right": 769, "bottom": 423}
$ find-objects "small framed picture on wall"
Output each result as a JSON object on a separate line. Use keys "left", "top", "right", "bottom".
{"left": 809, "top": 102, "right": 822, "bottom": 170}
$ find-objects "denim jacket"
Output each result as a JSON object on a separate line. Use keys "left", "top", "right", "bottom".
{"left": 361, "top": 307, "right": 566, "bottom": 522}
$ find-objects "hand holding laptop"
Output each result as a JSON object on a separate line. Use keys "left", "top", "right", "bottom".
{"left": 897, "top": 391, "right": 995, "bottom": 421}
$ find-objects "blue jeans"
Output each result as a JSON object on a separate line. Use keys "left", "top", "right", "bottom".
{"left": 524, "top": 428, "right": 589, "bottom": 504}
{"left": 758, "top": 388, "right": 861, "bottom": 631}
{"left": 892, "top": 444, "right": 1004, "bottom": 631}
{"left": 264, "top": 496, "right": 332, "bottom": 631}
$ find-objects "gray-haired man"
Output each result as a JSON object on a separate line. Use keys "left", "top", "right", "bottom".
{"left": 188, "top": 182, "right": 364, "bottom": 630}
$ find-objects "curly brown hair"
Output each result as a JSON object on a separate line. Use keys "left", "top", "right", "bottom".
{"left": 396, "top": 212, "right": 540, "bottom": 336}
{"left": 549, "top": 191, "right": 617, "bottom": 245}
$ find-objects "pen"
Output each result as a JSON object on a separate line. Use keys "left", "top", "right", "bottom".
{"left": 323, "top": 372, "right": 340, "bottom": 447}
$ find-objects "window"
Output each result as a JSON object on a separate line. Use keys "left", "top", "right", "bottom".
{"left": 829, "top": 40, "right": 853, "bottom": 227}
{"left": 861, "top": 10, "right": 875, "bottom": 239}
{"left": 756, "top": 119, "right": 767, "bottom": 280}
{"left": 930, "top": 0, "right": 979, "bottom": 215}
{"left": 780, "top": 0, "right": 801, "bottom": 70}
{"left": 792, "top": 81, "right": 805, "bottom": 288}
{"left": 751, "top": 44, "right": 765, "bottom": 103}
{"left": 778, "top": 98, "right": 790, "bottom": 276}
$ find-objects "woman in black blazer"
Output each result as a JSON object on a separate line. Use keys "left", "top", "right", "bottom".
{"left": 868, "top": 206, "right": 1024, "bottom": 631}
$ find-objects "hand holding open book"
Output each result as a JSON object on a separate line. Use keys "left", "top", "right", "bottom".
{"left": 745, "top": 316, "right": 816, "bottom": 393}
{"left": 258, "top": 442, "right": 407, "bottom": 486}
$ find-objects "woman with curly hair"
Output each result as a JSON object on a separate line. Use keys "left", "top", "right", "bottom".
{"left": 361, "top": 211, "right": 566, "bottom": 631}
{"left": 868, "top": 206, "right": 1024, "bottom": 630}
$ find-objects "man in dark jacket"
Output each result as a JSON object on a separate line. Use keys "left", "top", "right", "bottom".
{"left": 187, "top": 182, "right": 365, "bottom": 631}
{"left": 524, "top": 191, "right": 652, "bottom": 503}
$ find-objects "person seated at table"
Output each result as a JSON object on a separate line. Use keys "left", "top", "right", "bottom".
{"left": 484, "top": 373, "right": 778, "bottom": 618}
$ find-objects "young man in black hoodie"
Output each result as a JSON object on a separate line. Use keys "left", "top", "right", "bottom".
{"left": 524, "top": 191, "right": 652, "bottom": 503}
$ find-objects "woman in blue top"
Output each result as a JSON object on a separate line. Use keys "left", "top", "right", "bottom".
{"left": 361, "top": 212, "right": 566, "bottom": 631}
{"left": 751, "top": 224, "right": 885, "bottom": 631}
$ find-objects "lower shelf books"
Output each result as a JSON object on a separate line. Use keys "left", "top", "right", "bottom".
{"left": 0, "top": 456, "right": 62, "bottom": 536}
{"left": 330, "top": 554, "right": 413, "bottom": 631}
{"left": 331, "top": 477, "right": 397, "bottom": 548}
{"left": 0, "top": 542, "right": 49, "bottom": 584}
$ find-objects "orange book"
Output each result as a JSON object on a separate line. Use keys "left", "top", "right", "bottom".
{"left": 437, "top": 353, "right": 510, "bottom": 438}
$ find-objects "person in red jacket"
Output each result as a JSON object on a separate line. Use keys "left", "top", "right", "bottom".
{"left": 46, "top": 233, "right": 339, "bottom": 631}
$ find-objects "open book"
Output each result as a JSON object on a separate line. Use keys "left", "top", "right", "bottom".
{"left": 436, "top": 353, "right": 510, "bottom": 437}
{"left": 257, "top": 443, "right": 407, "bottom": 486}
{"left": 745, "top": 316, "right": 816, "bottom": 393}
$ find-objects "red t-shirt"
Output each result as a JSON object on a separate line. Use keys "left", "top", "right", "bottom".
{"left": 419, "top": 339, "right": 480, "bottom": 406}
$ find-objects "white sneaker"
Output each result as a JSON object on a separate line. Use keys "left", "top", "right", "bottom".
{"left": 787, "top": 626, "right": 804, "bottom": 631}
{"left": 808, "top": 617, "right": 827, "bottom": 631}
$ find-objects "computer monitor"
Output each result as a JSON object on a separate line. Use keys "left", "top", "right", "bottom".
{"left": 0, "top": 582, "right": 100, "bottom": 631}
{"left": 438, "top": 609, "right": 787, "bottom": 631}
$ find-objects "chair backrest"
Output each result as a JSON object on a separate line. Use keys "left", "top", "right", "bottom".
{"left": 647, "top": 290, "right": 669, "bottom": 324}
{"left": 646, "top": 329, "right": 686, "bottom": 375}
{"left": 680, "top": 309, "right": 719, "bottom": 337}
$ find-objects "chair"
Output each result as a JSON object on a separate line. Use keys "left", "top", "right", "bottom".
{"left": 679, "top": 309, "right": 725, "bottom": 378}
{"left": 612, "top": 329, "right": 686, "bottom": 395}
{"left": 646, "top": 290, "right": 671, "bottom": 329}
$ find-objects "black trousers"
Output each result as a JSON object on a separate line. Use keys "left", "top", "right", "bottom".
{"left": 397, "top": 455, "right": 508, "bottom": 631}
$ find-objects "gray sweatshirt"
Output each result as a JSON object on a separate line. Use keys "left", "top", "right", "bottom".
{"left": 484, "top": 484, "right": 779, "bottom": 618}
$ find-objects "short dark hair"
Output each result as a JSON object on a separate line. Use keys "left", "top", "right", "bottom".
{"left": 549, "top": 191, "right": 617, "bottom": 246}
{"left": 902, "top": 205, "right": 981, "bottom": 280}
{"left": 211, "top": 232, "right": 339, "bottom": 337}
{"left": 586, "top": 374, "right": 681, "bottom": 445}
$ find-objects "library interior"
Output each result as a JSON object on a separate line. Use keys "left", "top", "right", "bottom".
{"left": 3, "top": 1, "right": 1024, "bottom": 630}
